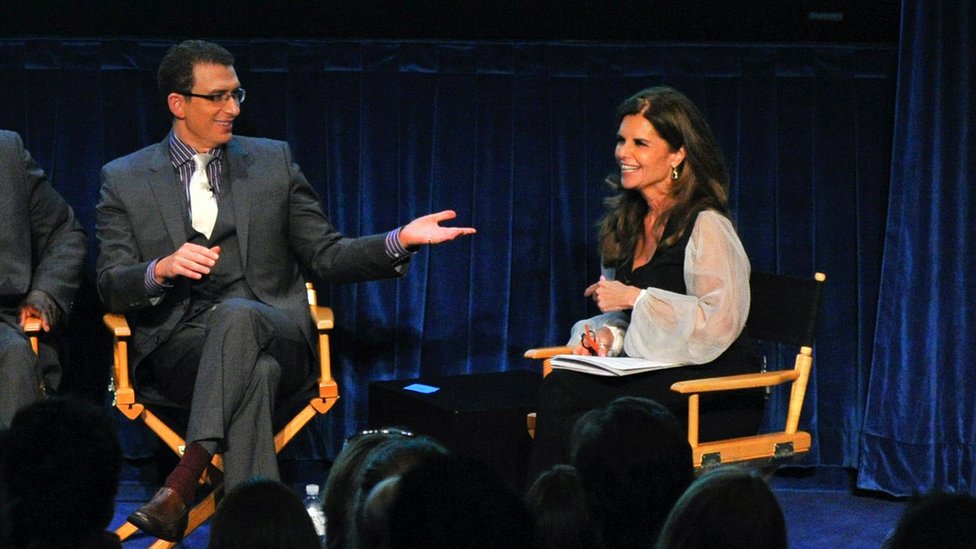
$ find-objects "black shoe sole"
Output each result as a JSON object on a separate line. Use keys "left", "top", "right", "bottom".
{"left": 128, "top": 509, "right": 186, "bottom": 543}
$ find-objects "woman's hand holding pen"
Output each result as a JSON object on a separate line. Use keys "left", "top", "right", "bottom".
{"left": 583, "top": 276, "right": 642, "bottom": 313}
{"left": 574, "top": 324, "right": 614, "bottom": 356}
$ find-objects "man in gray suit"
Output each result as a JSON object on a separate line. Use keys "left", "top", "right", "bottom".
{"left": 0, "top": 130, "right": 86, "bottom": 429}
{"left": 96, "top": 40, "right": 474, "bottom": 542}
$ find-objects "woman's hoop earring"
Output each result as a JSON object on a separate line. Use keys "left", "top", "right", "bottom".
{"left": 671, "top": 165, "right": 680, "bottom": 180}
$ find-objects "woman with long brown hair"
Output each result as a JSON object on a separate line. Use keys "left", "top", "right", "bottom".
{"left": 529, "top": 86, "right": 761, "bottom": 485}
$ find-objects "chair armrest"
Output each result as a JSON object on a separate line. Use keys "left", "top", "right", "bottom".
{"left": 309, "top": 305, "right": 337, "bottom": 398}
{"left": 103, "top": 313, "right": 136, "bottom": 405}
{"left": 310, "top": 304, "right": 334, "bottom": 330}
{"left": 22, "top": 315, "right": 42, "bottom": 334}
{"left": 524, "top": 346, "right": 574, "bottom": 360}
{"left": 23, "top": 315, "right": 42, "bottom": 354}
{"left": 524, "top": 346, "right": 575, "bottom": 378}
{"left": 671, "top": 369, "right": 800, "bottom": 394}
{"left": 103, "top": 313, "right": 131, "bottom": 337}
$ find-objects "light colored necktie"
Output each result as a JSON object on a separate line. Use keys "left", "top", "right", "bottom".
{"left": 189, "top": 153, "right": 217, "bottom": 238}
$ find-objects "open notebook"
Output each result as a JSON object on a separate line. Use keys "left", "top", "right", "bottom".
{"left": 550, "top": 355, "right": 686, "bottom": 376}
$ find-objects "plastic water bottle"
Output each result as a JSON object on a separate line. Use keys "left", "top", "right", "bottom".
{"left": 304, "top": 484, "right": 326, "bottom": 539}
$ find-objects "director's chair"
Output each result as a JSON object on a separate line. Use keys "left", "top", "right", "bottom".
{"left": 524, "top": 271, "right": 825, "bottom": 475}
{"left": 106, "top": 283, "right": 337, "bottom": 547}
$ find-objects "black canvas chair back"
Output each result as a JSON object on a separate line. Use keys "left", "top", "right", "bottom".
{"left": 747, "top": 271, "right": 824, "bottom": 348}
{"left": 670, "top": 271, "right": 826, "bottom": 472}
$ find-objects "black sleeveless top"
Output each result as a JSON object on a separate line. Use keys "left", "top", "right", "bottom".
{"left": 615, "top": 209, "right": 696, "bottom": 293}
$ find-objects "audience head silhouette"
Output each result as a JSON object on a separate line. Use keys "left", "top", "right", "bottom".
{"left": 351, "top": 434, "right": 449, "bottom": 549}
{"left": 655, "top": 466, "right": 787, "bottom": 549}
{"left": 526, "top": 464, "right": 598, "bottom": 549}
{"left": 883, "top": 491, "right": 976, "bottom": 549}
{"left": 323, "top": 427, "right": 415, "bottom": 549}
{"left": 0, "top": 397, "right": 123, "bottom": 549}
{"left": 208, "top": 477, "right": 320, "bottom": 549}
{"left": 386, "top": 453, "right": 535, "bottom": 549}
{"left": 571, "top": 396, "right": 693, "bottom": 549}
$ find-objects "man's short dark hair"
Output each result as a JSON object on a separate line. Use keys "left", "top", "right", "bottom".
{"left": 157, "top": 39, "right": 235, "bottom": 104}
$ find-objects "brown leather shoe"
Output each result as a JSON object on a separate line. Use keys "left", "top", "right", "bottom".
{"left": 127, "top": 487, "right": 188, "bottom": 542}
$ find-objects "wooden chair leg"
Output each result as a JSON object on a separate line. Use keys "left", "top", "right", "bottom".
{"left": 115, "top": 521, "right": 138, "bottom": 541}
{"left": 146, "top": 538, "right": 177, "bottom": 549}
{"left": 183, "top": 486, "right": 222, "bottom": 539}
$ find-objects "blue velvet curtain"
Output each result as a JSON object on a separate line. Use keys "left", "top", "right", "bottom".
{"left": 0, "top": 38, "right": 897, "bottom": 469}
{"left": 858, "top": 2, "right": 976, "bottom": 496}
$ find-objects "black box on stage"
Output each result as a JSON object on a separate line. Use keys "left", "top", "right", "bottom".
{"left": 368, "top": 370, "right": 540, "bottom": 488}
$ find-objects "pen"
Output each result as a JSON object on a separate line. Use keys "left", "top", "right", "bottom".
{"left": 580, "top": 324, "right": 601, "bottom": 355}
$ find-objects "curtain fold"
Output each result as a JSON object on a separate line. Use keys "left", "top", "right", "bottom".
{"left": 0, "top": 38, "right": 896, "bottom": 466}
{"left": 858, "top": 1, "right": 976, "bottom": 495}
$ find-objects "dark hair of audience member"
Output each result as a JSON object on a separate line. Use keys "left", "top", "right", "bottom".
{"left": 526, "top": 464, "right": 598, "bottom": 549}
{"left": 570, "top": 396, "right": 693, "bottom": 549}
{"left": 351, "top": 435, "right": 450, "bottom": 549}
{"left": 654, "top": 466, "right": 787, "bottom": 549}
{"left": 357, "top": 476, "right": 401, "bottom": 549}
{"left": 322, "top": 428, "right": 414, "bottom": 549}
{"left": 883, "top": 491, "right": 976, "bottom": 549}
{"left": 0, "top": 397, "right": 123, "bottom": 549}
{"left": 208, "top": 477, "right": 320, "bottom": 549}
{"left": 386, "top": 453, "right": 536, "bottom": 549}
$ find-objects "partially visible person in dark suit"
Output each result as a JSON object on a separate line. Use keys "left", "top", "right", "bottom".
{"left": 208, "top": 478, "right": 321, "bottom": 549}
{"left": 96, "top": 39, "right": 474, "bottom": 542}
{"left": 0, "top": 129, "right": 86, "bottom": 429}
{"left": 0, "top": 397, "right": 124, "bottom": 549}
{"left": 0, "top": 431, "right": 10, "bottom": 547}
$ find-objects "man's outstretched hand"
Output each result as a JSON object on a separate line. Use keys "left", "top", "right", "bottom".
{"left": 398, "top": 210, "right": 476, "bottom": 248}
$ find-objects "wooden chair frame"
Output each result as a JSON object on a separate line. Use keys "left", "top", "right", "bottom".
{"left": 671, "top": 271, "right": 825, "bottom": 472}
{"left": 23, "top": 315, "right": 42, "bottom": 355}
{"left": 523, "top": 272, "right": 826, "bottom": 473}
{"left": 22, "top": 315, "right": 45, "bottom": 400}
{"left": 106, "top": 283, "right": 338, "bottom": 548}
{"left": 522, "top": 346, "right": 573, "bottom": 438}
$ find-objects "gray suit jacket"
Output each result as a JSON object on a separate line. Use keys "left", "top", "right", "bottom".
{"left": 0, "top": 129, "right": 86, "bottom": 326}
{"left": 0, "top": 129, "right": 86, "bottom": 390}
{"left": 96, "top": 135, "right": 407, "bottom": 369}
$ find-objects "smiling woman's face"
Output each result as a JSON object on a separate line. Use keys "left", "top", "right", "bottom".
{"left": 614, "top": 114, "right": 685, "bottom": 201}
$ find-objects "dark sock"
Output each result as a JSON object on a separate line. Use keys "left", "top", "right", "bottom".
{"left": 163, "top": 442, "right": 212, "bottom": 504}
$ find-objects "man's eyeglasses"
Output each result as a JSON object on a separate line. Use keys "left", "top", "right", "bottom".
{"left": 179, "top": 88, "right": 246, "bottom": 105}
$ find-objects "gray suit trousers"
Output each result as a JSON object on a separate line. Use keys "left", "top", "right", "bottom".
{"left": 0, "top": 322, "right": 43, "bottom": 429}
{"left": 146, "top": 298, "right": 313, "bottom": 489}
